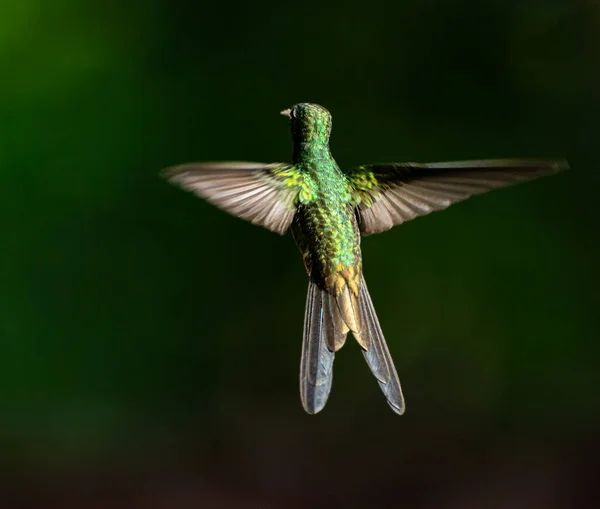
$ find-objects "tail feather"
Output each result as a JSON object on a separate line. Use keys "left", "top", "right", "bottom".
{"left": 326, "top": 294, "right": 349, "bottom": 351}
{"left": 300, "top": 275, "right": 404, "bottom": 415}
{"left": 356, "top": 275, "right": 405, "bottom": 415}
{"left": 335, "top": 285, "right": 361, "bottom": 341}
{"left": 300, "top": 278, "right": 348, "bottom": 414}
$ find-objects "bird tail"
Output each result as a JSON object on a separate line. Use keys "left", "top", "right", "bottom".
{"left": 355, "top": 274, "right": 405, "bottom": 415}
{"left": 300, "top": 274, "right": 405, "bottom": 415}
{"left": 300, "top": 278, "right": 348, "bottom": 414}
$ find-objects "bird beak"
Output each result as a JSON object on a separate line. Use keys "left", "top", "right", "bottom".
{"left": 280, "top": 109, "right": 292, "bottom": 118}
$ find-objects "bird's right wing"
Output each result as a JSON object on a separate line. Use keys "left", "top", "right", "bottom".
{"left": 346, "top": 159, "right": 568, "bottom": 236}
{"left": 163, "top": 162, "right": 310, "bottom": 235}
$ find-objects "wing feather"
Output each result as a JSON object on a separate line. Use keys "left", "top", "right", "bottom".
{"left": 163, "top": 162, "right": 304, "bottom": 235}
{"left": 346, "top": 159, "right": 568, "bottom": 235}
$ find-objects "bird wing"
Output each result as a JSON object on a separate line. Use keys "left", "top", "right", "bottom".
{"left": 345, "top": 159, "right": 568, "bottom": 236}
{"left": 163, "top": 162, "right": 306, "bottom": 235}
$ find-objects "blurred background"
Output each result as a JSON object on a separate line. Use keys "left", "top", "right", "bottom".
{"left": 1, "top": 0, "right": 598, "bottom": 507}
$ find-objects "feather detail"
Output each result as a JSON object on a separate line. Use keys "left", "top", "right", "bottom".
{"left": 326, "top": 293, "right": 349, "bottom": 351}
{"left": 162, "top": 162, "right": 306, "bottom": 235}
{"left": 346, "top": 159, "right": 568, "bottom": 235}
{"left": 324, "top": 271, "right": 363, "bottom": 345}
{"left": 300, "top": 278, "right": 346, "bottom": 414}
{"left": 335, "top": 285, "right": 361, "bottom": 338}
{"left": 354, "top": 274, "right": 405, "bottom": 415}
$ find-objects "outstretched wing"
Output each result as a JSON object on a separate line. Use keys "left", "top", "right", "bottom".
{"left": 163, "top": 162, "right": 305, "bottom": 235}
{"left": 346, "top": 159, "right": 568, "bottom": 235}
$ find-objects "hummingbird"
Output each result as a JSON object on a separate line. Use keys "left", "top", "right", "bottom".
{"left": 163, "top": 103, "right": 567, "bottom": 415}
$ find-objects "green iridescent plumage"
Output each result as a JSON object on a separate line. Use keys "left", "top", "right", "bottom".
{"left": 290, "top": 105, "right": 359, "bottom": 283}
{"left": 163, "top": 102, "right": 567, "bottom": 415}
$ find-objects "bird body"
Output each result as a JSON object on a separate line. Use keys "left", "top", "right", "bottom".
{"left": 163, "top": 103, "right": 567, "bottom": 415}
{"left": 292, "top": 142, "right": 360, "bottom": 288}
{"left": 289, "top": 119, "right": 363, "bottom": 337}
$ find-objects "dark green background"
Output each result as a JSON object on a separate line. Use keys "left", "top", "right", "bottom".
{"left": 1, "top": 0, "right": 598, "bottom": 507}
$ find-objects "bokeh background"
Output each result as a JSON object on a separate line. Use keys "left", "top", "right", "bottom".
{"left": 1, "top": 0, "right": 598, "bottom": 507}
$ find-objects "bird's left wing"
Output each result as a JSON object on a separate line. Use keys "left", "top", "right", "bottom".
{"left": 346, "top": 159, "right": 567, "bottom": 236}
{"left": 163, "top": 162, "right": 307, "bottom": 235}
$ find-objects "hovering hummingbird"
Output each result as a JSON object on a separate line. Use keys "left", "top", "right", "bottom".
{"left": 163, "top": 103, "right": 567, "bottom": 415}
